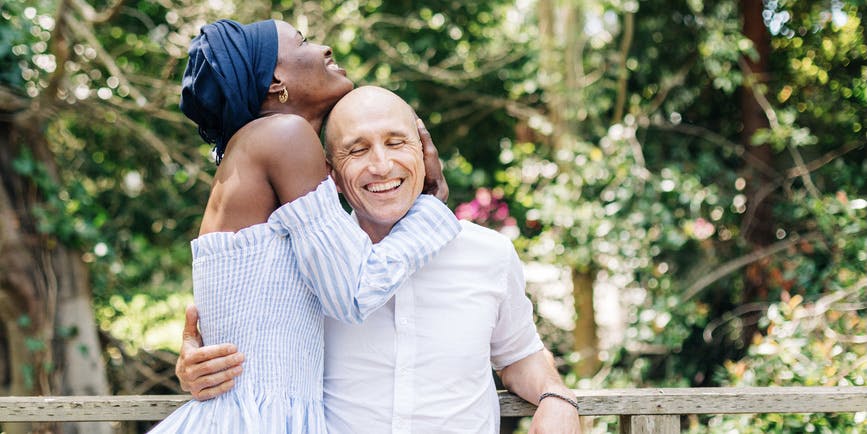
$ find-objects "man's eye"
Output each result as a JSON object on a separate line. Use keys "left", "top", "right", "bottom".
{"left": 349, "top": 147, "right": 367, "bottom": 155}
{"left": 386, "top": 140, "right": 406, "bottom": 147}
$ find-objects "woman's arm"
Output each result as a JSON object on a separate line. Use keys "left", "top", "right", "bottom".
{"left": 256, "top": 114, "right": 460, "bottom": 323}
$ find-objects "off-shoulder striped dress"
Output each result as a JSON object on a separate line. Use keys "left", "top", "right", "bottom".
{"left": 148, "top": 177, "right": 460, "bottom": 433}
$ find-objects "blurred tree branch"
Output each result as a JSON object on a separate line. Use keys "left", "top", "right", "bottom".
{"left": 683, "top": 231, "right": 826, "bottom": 302}
{"left": 70, "top": 0, "right": 125, "bottom": 24}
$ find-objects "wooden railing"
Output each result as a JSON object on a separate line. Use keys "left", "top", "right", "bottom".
{"left": 2, "top": 387, "right": 866, "bottom": 433}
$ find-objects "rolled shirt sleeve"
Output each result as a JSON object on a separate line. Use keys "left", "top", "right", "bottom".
{"left": 490, "top": 244, "right": 544, "bottom": 371}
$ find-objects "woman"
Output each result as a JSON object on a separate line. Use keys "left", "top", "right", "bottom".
{"left": 148, "top": 19, "right": 460, "bottom": 433}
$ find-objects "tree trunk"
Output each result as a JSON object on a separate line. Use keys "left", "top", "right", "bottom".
{"left": 538, "top": 0, "right": 600, "bottom": 379}
{"left": 0, "top": 89, "right": 112, "bottom": 434}
{"left": 739, "top": 0, "right": 774, "bottom": 347}
{"left": 538, "top": 0, "right": 586, "bottom": 148}
{"left": 572, "top": 268, "right": 599, "bottom": 377}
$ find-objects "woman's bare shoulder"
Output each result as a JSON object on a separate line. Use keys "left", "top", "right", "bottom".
{"left": 237, "top": 114, "right": 327, "bottom": 203}
{"left": 239, "top": 114, "right": 319, "bottom": 149}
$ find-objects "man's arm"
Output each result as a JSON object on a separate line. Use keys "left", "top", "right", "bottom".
{"left": 175, "top": 305, "right": 245, "bottom": 400}
{"left": 490, "top": 243, "right": 581, "bottom": 433}
{"left": 498, "top": 349, "right": 582, "bottom": 434}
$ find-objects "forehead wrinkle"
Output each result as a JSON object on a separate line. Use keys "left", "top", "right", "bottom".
{"left": 347, "top": 125, "right": 412, "bottom": 145}
{"left": 379, "top": 129, "right": 413, "bottom": 140}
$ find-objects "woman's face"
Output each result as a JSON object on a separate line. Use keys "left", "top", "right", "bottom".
{"left": 273, "top": 21, "right": 354, "bottom": 109}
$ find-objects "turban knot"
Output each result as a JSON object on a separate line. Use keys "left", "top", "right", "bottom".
{"left": 180, "top": 19, "right": 278, "bottom": 165}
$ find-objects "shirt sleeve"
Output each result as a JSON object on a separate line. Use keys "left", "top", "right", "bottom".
{"left": 490, "top": 242, "right": 544, "bottom": 370}
{"left": 268, "top": 177, "right": 461, "bottom": 324}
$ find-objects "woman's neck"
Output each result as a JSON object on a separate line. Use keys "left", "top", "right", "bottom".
{"left": 259, "top": 107, "right": 324, "bottom": 134}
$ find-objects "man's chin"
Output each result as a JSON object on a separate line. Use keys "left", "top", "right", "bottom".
{"left": 368, "top": 208, "right": 412, "bottom": 224}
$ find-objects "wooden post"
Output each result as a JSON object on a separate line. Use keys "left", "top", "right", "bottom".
{"left": 619, "top": 415, "right": 679, "bottom": 434}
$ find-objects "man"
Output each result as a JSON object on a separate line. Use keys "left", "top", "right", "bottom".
{"left": 176, "top": 86, "right": 582, "bottom": 433}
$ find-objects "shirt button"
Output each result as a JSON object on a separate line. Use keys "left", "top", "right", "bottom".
{"left": 399, "top": 317, "right": 409, "bottom": 325}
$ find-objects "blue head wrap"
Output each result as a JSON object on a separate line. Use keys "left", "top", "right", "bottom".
{"left": 180, "top": 19, "right": 278, "bottom": 165}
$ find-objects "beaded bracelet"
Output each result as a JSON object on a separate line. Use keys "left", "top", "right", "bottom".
{"left": 539, "top": 392, "right": 580, "bottom": 413}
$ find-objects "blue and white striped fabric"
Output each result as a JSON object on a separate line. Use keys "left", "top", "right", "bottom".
{"left": 148, "top": 177, "right": 460, "bottom": 433}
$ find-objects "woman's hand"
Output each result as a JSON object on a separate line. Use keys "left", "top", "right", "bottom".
{"left": 175, "top": 305, "right": 245, "bottom": 400}
{"left": 417, "top": 118, "right": 449, "bottom": 203}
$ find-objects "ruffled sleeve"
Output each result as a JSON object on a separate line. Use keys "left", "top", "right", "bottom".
{"left": 268, "top": 177, "right": 461, "bottom": 323}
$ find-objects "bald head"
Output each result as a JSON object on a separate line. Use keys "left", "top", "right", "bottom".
{"left": 323, "top": 85, "right": 426, "bottom": 242}
{"left": 324, "top": 86, "right": 418, "bottom": 159}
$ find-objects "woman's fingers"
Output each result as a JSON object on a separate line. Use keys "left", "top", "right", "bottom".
{"left": 417, "top": 118, "right": 449, "bottom": 202}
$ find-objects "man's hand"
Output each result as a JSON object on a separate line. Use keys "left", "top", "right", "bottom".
{"left": 175, "top": 305, "right": 244, "bottom": 400}
{"left": 528, "top": 394, "right": 582, "bottom": 434}
{"left": 417, "top": 118, "right": 449, "bottom": 203}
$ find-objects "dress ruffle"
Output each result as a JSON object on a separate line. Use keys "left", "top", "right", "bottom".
{"left": 149, "top": 388, "right": 327, "bottom": 434}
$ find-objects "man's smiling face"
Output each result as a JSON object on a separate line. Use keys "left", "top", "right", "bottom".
{"left": 325, "top": 86, "right": 425, "bottom": 241}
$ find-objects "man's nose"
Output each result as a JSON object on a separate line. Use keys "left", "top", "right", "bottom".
{"left": 367, "top": 146, "right": 393, "bottom": 175}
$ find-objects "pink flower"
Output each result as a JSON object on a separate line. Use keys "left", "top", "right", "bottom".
{"left": 455, "top": 188, "right": 515, "bottom": 232}
{"left": 475, "top": 188, "right": 493, "bottom": 207}
{"left": 455, "top": 202, "right": 481, "bottom": 220}
{"left": 493, "top": 203, "right": 509, "bottom": 221}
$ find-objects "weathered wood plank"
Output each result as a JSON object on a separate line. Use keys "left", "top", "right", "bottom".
{"left": 2, "top": 387, "right": 866, "bottom": 422}
{"left": 619, "top": 415, "right": 679, "bottom": 434}
{"left": 0, "top": 395, "right": 189, "bottom": 421}
{"left": 499, "top": 387, "right": 867, "bottom": 416}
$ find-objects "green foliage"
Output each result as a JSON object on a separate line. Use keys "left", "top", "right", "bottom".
{"left": 2, "top": 0, "right": 208, "bottom": 351}
{"left": 494, "top": 2, "right": 866, "bottom": 420}
{"left": 0, "top": 23, "right": 22, "bottom": 86}
{"left": 12, "top": 149, "right": 107, "bottom": 247}
{"left": 310, "top": 0, "right": 530, "bottom": 171}
{"left": 697, "top": 286, "right": 867, "bottom": 433}
{"left": 97, "top": 292, "right": 192, "bottom": 353}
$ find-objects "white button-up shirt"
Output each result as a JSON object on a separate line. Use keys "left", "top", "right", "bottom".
{"left": 323, "top": 220, "right": 544, "bottom": 434}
